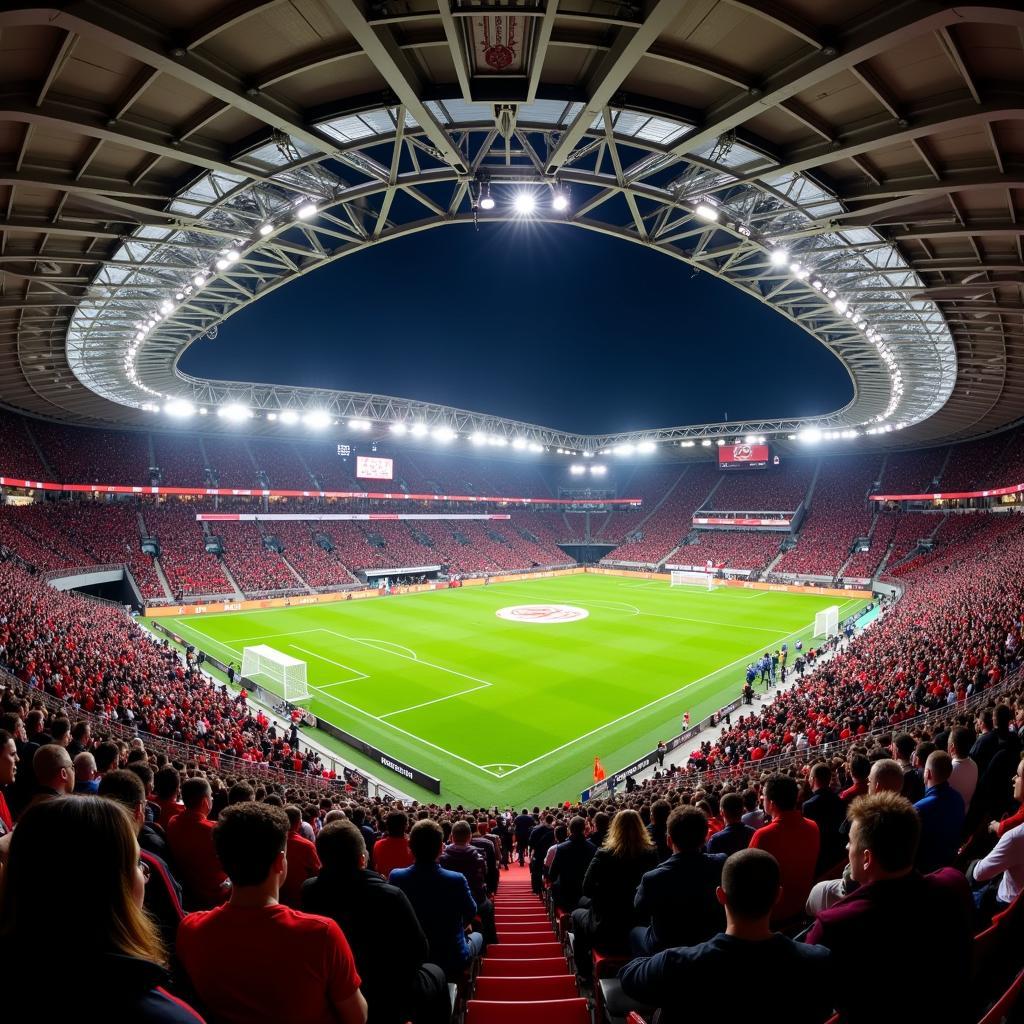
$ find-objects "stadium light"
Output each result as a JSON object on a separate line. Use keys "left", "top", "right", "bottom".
{"left": 215, "top": 258, "right": 229, "bottom": 270}
{"left": 303, "top": 409, "right": 332, "bottom": 430}
{"left": 769, "top": 248, "right": 788, "bottom": 266}
{"left": 296, "top": 200, "right": 318, "bottom": 220}
{"left": 834, "top": 298, "right": 848, "bottom": 313}
{"left": 279, "top": 409, "right": 299, "bottom": 425}
{"left": 193, "top": 273, "right": 207, "bottom": 286}
{"left": 636, "top": 441, "right": 656, "bottom": 454}
{"left": 613, "top": 444, "right": 635, "bottom": 456}
{"left": 410, "top": 422, "right": 428, "bottom": 437}
{"left": 716, "top": 439, "right": 725, "bottom": 446}
{"left": 552, "top": 192, "right": 569, "bottom": 212}
{"left": 225, "top": 249, "right": 240, "bottom": 263}
{"left": 218, "top": 403, "right": 252, "bottom": 423}
{"left": 513, "top": 193, "right": 536, "bottom": 215}
{"left": 489, "top": 436, "right": 508, "bottom": 447}
{"left": 348, "top": 419, "right": 371, "bottom": 430}
{"left": 432, "top": 426, "right": 456, "bottom": 443}
{"left": 529, "top": 442, "right": 543, "bottom": 453}
{"left": 160, "top": 300, "right": 174, "bottom": 314}
{"left": 164, "top": 399, "right": 195, "bottom": 418}
{"left": 570, "top": 465, "right": 585, "bottom": 475}
{"left": 695, "top": 203, "right": 718, "bottom": 222}
{"left": 390, "top": 422, "right": 407, "bottom": 436}
{"left": 470, "top": 432, "right": 487, "bottom": 446}
{"left": 798, "top": 428, "right": 823, "bottom": 444}
{"left": 511, "top": 437, "right": 528, "bottom": 450}
{"left": 480, "top": 193, "right": 495, "bottom": 211}
{"left": 582, "top": 451, "right": 594, "bottom": 458}
{"left": 258, "top": 222, "right": 273, "bottom": 236}
{"left": 701, "top": 439, "right": 712, "bottom": 447}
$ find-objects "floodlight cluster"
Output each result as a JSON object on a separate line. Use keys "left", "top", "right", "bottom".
{"left": 570, "top": 464, "right": 607, "bottom": 476}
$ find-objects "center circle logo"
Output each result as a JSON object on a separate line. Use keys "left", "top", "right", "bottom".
{"left": 496, "top": 604, "right": 589, "bottom": 624}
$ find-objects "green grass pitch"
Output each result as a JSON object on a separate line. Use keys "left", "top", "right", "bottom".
{"left": 162, "top": 575, "right": 867, "bottom": 808}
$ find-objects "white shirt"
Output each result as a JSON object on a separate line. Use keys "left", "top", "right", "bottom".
{"left": 975, "top": 821, "right": 1024, "bottom": 905}
{"left": 950, "top": 756, "right": 979, "bottom": 811}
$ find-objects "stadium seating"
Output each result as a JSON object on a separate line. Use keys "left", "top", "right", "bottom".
{"left": 249, "top": 440, "right": 316, "bottom": 489}
{"left": 202, "top": 437, "right": 259, "bottom": 489}
{"left": 31, "top": 420, "right": 151, "bottom": 484}
{"left": 0, "top": 408, "right": 48, "bottom": 480}
{"left": 141, "top": 503, "right": 234, "bottom": 597}
{"left": 268, "top": 520, "right": 357, "bottom": 588}
{"left": 677, "top": 529, "right": 782, "bottom": 571}
{"left": 152, "top": 432, "right": 207, "bottom": 486}
{"left": 218, "top": 522, "right": 301, "bottom": 592}
{"left": 704, "top": 459, "right": 814, "bottom": 511}
{"left": 878, "top": 447, "right": 946, "bottom": 494}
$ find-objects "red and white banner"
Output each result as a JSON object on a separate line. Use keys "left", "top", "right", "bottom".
{"left": 693, "top": 516, "right": 792, "bottom": 527}
{"left": 871, "top": 482, "right": 1024, "bottom": 502}
{"left": 198, "top": 513, "right": 511, "bottom": 522}
{"left": 718, "top": 444, "right": 769, "bottom": 469}
{"left": 0, "top": 475, "right": 640, "bottom": 507}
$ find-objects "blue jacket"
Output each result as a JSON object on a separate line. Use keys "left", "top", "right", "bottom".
{"left": 914, "top": 782, "right": 966, "bottom": 874}
{"left": 390, "top": 862, "right": 477, "bottom": 975}
{"left": 706, "top": 823, "right": 754, "bottom": 858}
{"left": 634, "top": 850, "right": 726, "bottom": 952}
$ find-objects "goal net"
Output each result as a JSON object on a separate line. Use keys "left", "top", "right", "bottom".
{"left": 671, "top": 569, "right": 715, "bottom": 591}
{"left": 813, "top": 606, "right": 840, "bottom": 639}
{"left": 240, "top": 644, "right": 309, "bottom": 702}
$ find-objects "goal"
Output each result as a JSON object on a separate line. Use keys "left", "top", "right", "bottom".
{"left": 240, "top": 644, "right": 310, "bottom": 702}
{"left": 671, "top": 569, "right": 715, "bottom": 591}
{"left": 813, "top": 605, "right": 840, "bottom": 639}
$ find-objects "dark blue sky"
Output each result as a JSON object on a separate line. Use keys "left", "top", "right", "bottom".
{"left": 180, "top": 224, "right": 852, "bottom": 433}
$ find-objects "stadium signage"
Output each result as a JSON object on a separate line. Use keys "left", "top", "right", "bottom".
{"left": 0, "top": 475, "right": 641, "bottom": 507}
{"left": 718, "top": 444, "right": 769, "bottom": 470}
{"left": 313, "top": 720, "right": 441, "bottom": 793}
{"left": 496, "top": 604, "right": 589, "bottom": 624}
{"left": 870, "top": 482, "right": 1024, "bottom": 501}
{"left": 692, "top": 516, "right": 792, "bottom": 527}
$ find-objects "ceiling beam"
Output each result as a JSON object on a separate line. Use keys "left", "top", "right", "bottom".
{"left": 323, "top": 0, "right": 468, "bottom": 174}
{"left": 526, "top": 0, "right": 558, "bottom": 104}
{"left": 436, "top": 1, "right": 472, "bottom": 103}
{"left": 543, "top": 0, "right": 682, "bottom": 175}
{"left": 184, "top": 0, "right": 287, "bottom": 51}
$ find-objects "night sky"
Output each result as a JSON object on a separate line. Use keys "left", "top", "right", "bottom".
{"left": 179, "top": 224, "right": 852, "bottom": 433}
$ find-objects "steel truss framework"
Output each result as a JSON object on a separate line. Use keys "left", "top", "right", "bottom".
{"left": 4, "top": 2, "right": 1024, "bottom": 449}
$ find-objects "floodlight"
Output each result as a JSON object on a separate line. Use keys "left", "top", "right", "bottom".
{"left": 834, "top": 298, "right": 848, "bottom": 313}
{"left": 716, "top": 439, "right": 725, "bottom": 446}
{"left": 614, "top": 444, "right": 635, "bottom": 456}
{"left": 279, "top": 409, "right": 300, "bottom": 425}
{"left": 296, "top": 200, "right": 318, "bottom": 220}
{"left": 636, "top": 441, "right": 656, "bottom": 454}
{"left": 432, "top": 426, "right": 456, "bottom": 442}
{"left": 770, "top": 248, "right": 789, "bottom": 266}
{"left": 513, "top": 193, "right": 536, "bottom": 215}
{"left": 470, "top": 432, "right": 487, "bottom": 446}
{"left": 582, "top": 451, "right": 594, "bottom": 458}
{"left": 529, "top": 443, "right": 543, "bottom": 453}
{"left": 480, "top": 195, "right": 495, "bottom": 211}
{"left": 591, "top": 465, "right": 607, "bottom": 476}
{"left": 348, "top": 419, "right": 371, "bottom": 430}
{"left": 218, "top": 403, "right": 252, "bottom": 423}
{"left": 160, "top": 300, "right": 174, "bottom": 314}
{"left": 303, "top": 409, "right": 332, "bottom": 430}
{"left": 798, "top": 428, "right": 823, "bottom": 444}
{"left": 267, "top": 413, "right": 278, "bottom": 421}
{"left": 701, "top": 439, "right": 712, "bottom": 447}
{"left": 258, "top": 223, "right": 273, "bottom": 236}
{"left": 215, "top": 258, "right": 229, "bottom": 270}
{"left": 410, "top": 422, "right": 428, "bottom": 437}
{"left": 226, "top": 249, "right": 240, "bottom": 263}
{"left": 512, "top": 437, "right": 528, "bottom": 450}
{"left": 164, "top": 399, "right": 195, "bottom": 418}
{"left": 193, "top": 273, "right": 207, "bottom": 286}
{"left": 390, "top": 422, "right": 407, "bottom": 435}
{"left": 695, "top": 203, "right": 718, "bottom": 221}
{"left": 175, "top": 292, "right": 184, "bottom": 300}
{"left": 490, "top": 436, "right": 508, "bottom": 447}
{"left": 570, "top": 465, "right": 585, "bottom": 475}
{"left": 552, "top": 192, "right": 569, "bottom": 212}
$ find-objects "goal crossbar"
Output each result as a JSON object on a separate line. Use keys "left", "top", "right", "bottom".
{"left": 241, "top": 644, "right": 309, "bottom": 702}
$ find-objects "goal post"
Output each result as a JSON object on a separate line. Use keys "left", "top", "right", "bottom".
{"left": 671, "top": 569, "right": 715, "bottom": 591}
{"left": 813, "top": 605, "right": 840, "bottom": 639}
{"left": 240, "top": 644, "right": 310, "bottom": 702}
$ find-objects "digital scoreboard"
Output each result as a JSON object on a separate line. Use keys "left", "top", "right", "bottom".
{"left": 356, "top": 455, "right": 394, "bottom": 480}
{"left": 718, "top": 443, "right": 770, "bottom": 470}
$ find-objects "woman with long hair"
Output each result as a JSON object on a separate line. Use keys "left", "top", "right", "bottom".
{"left": 0, "top": 729, "right": 17, "bottom": 837}
{"left": 0, "top": 796, "right": 204, "bottom": 1022}
{"left": 571, "top": 808, "right": 658, "bottom": 982}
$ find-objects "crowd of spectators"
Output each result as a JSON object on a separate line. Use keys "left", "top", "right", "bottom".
{"left": 0, "top": 408, "right": 48, "bottom": 480}
{"left": 248, "top": 441, "right": 316, "bottom": 489}
{"left": 201, "top": 438, "right": 259, "bottom": 490}
{"left": 705, "top": 459, "right": 814, "bottom": 511}
{"left": 31, "top": 420, "right": 151, "bottom": 484}
{"left": 878, "top": 447, "right": 946, "bottom": 494}
{"left": 270, "top": 522, "right": 357, "bottom": 588}
{"left": 140, "top": 503, "right": 234, "bottom": 597}
{"left": 218, "top": 523, "right": 298, "bottom": 592}
{"left": 677, "top": 529, "right": 781, "bottom": 571}
{"left": 153, "top": 434, "right": 207, "bottom": 487}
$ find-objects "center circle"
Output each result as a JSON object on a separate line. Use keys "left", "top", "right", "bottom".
{"left": 495, "top": 604, "right": 590, "bottom": 624}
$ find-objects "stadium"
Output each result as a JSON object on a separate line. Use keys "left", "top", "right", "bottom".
{"left": 1, "top": 2, "right": 1024, "bottom": 1022}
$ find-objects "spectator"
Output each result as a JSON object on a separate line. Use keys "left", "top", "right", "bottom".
{"left": 914, "top": 751, "right": 966, "bottom": 874}
{"left": 28, "top": 743, "right": 75, "bottom": 808}
{"left": 94, "top": 739, "right": 120, "bottom": 775}
{"left": 948, "top": 727, "right": 979, "bottom": 812}
{"left": 549, "top": 815, "right": 597, "bottom": 912}
{"left": 572, "top": 809, "right": 659, "bottom": 981}
{"left": 800, "top": 762, "right": 845, "bottom": 872}
{"left": 647, "top": 799, "right": 672, "bottom": 862}
{"left": 632, "top": 807, "right": 725, "bottom": 955}
{"left": 621, "top": 850, "right": 834, "bottom": 1024}
{"left": 67, "top": 720, "right": 91, "bottom": 758}
{"left": 154, "top": 766, "right": 185, "bottom": 826}
{"left": 302, "top": 819, "right": 449, "bottom": 1024}
{"left": 969, "top": 757, "right": 1024, "bottom": 916}
{"left": 280, "top": 804, "right": 321, "bottom": 908}
{"left": 372, "top": 810, "right": 413, "bottom": 879}
{"left": 440, "top": 820, "right": 495, "bottom": 945}
{"left": 99, "top": 769, "right": 185, "bottom": 954}
{"left": 0, "top": 729, "right": 17, "bottom": 838}
{"left": 740, "top": 788, "right": 768, "bottom": 830}
{"left": 974, "top": 704, "right": 1023, "bottom": 826}
{"left": 390, "top": 819, "right": 483, "bottom": 978}
{"left": 806, "top": 793, "right": 972, "bottom": 1024}
{"left": 513, "top": 808, "right": 533, "bottom": 866}
{"left": 706, "top": 792, "right": 754, "bottom": 858}
{"left": 73, "top": 751, "right": 99, "bottom": 794}
{"left": 749, "top": 775, "right": 820, "bottom": 925}
{"left": 0, "top": 797, "right": 204, "bottom": 1022}
{"left": 166, "top": 778, "right": 227, "bottom": 910}
{"left": 178, "top": 803, "right": 367, "bottom": 1024}
{"left": 470, "top": 820, "right": 499, "bottom": 895}
{"left": 840, "top": 753, "right": 870, "bottom": 806}
{"left": 893, "top": 733, "right": 925, "bottom": 803}
{"left": 528, "top": 812, "right": 556, "bottom": 895}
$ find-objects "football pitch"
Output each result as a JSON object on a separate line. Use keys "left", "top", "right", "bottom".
{"left": 161, "top": 575, "right": 867, "bottom": 807}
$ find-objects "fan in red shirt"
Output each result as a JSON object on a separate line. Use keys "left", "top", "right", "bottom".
{"left": 281, "top": 804, "right": 322, "bottom": 907}
{"left": 372, "top": 810, "right": 415, "bottom": 880}
{"left": 166, "top": 777, "right": 228, "bottom": 910}
{"left": 749, "top": 774, "right": 820, "bottom": 925}
{"left": 177, "top": 802, "right": 366, "bottom": 1024}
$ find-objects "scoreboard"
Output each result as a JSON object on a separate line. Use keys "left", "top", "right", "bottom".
{"left": 718, "top": 443, "right": 770, "bottom": 470}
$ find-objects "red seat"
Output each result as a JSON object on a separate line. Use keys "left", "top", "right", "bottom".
{"left": 480, "top": 958, "right": 570, "bottom": 977}
{"left": 487, "top": 942, "right": 563, "bottom": 959}
{"left": 466, "top": 998, "right": 589, "bottom": 1024}
{"left": 979, "top": 969, "right": 1024, "bottom": 1024}
{"left": 474, "top": 976, "right": 578, "bottom": 1001}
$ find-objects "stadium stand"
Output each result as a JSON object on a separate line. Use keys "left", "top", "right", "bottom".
{"left": 31, "top": 420, "right": 151, "bottom": 485}
{"left": 269, "top": 521, "right": 357, "bottom": 588}
{"left": 677, "top": 529, "right": 782, "bottom": 571}
{"left": 878, "top": 448, "right": 947, "bottom": 495}
{"left": 141, "top": 503, "right": 234, "bottom": 597}
{"left": 152, "top": 432, "right": 207, "bottom": 486}
{"left": 202, "top": 437, "right": 259, "bottom": 489}
{"left": 218, "top": 522, "right": 301, "bottom": 592}
{"left": 0, "top": 409, "right": 49, "bottom": 480}
{"left": 249, "top": 440, "right": 316, "bottom": 489}
{"left": 704, "top": 459, "right": 815, "bottom": 511}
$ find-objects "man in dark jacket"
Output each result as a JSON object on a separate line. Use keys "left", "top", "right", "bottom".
{"left": 706, "top": 793, "right": 755, "bottom": 859}
{"left": 303, "top": 819, "right": 449, "bottom": 1024}
{"left": 549, "top": 815, "right": 597, "bottom": 911}
{"left": 632, "top": 807, "right": 725, "bottom": 955}
{"left": 801, "top": 762, "right": 846, "bottom": 873}
{"left": 513, "top": 808, "right": 534, "bottom": 866}
{"left": 528, "top": 813, "right": 556, "bottom": 895}
{"left": 441, "top": 821, "right": 496, "bottom": 944}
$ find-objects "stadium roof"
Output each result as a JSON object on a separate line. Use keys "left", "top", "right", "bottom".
{"left": 1, "top": 1, "right": 1023, "bottom": 452}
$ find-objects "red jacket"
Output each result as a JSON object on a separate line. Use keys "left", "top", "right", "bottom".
{"left": 280, "top": 830, "right": 321, "bottom": 908}
{"left": 167, "top": 810, "right": 227, "bottom": 910}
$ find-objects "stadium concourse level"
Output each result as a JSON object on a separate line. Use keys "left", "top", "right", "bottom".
{"left": 3, "top": 468, "right": 1024, "bottom": 1022}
